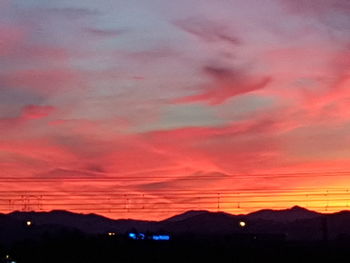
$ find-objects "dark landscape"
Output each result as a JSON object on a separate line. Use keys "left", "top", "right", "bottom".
{"left": 2, "top": 206, "right": 350, "bottom": 262}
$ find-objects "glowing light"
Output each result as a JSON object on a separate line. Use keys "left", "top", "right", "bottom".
{"left": 152, "top": 235, "right": 170, "bottom": 241}
{"left": 239, "top": 221, "right": 246, "bottom": 227}
{"left": 128, "top": 232, "right": 145, "bottom": 240}
{"left": 26, "top": 220, "right": 32, "bottom": 226}
{"left": 108, "top": 232, "right": 116, "bottom": 236}
{"left": 128, "top": 233, "right": 137, "bottom": 240}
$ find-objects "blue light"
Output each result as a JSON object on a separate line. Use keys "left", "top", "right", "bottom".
{"left": 129, "top": 233, "right": 137, "bottom": 240}
{"left": 128, "top": 232, "right": 146, "bottom": 240}
{"left": 152, "top": 235, "right": 170, "bottom": 241}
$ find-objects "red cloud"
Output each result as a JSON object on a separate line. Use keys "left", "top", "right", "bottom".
{"left": 21, "top": 105, "right": 55, "bottom": 120}
{"left": 0, "top": 105, "right": 55, "bottom": 130}
{"left": 174, "top": 66, "right": 271, "bottom": 105}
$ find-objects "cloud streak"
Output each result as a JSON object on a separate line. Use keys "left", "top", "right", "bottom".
{"left": 174, "top": 18, "right": 241, "bottom": 46}
{"left": 174, "top": 65, "right": 271, "bottom": 104}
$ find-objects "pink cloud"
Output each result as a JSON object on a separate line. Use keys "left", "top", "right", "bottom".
{"left": 125, "top": 47, "right": 179, "bottom": 63}
{"left": 174, "top": 65, "right": 271, "bottom": 105}
{"left": 279, "top": 0, "right": 350, "bottom": 37}
{"left": 2, "top": 68, "right": 83, "bottom": 94}
{"left": 7, "top": 46, "right": 72, "bottom": 63}
{"left": 280, "top": 0, "right": 350, "bottom": 15}
{"left": 0, "top": 105, "right": 56, "bottom": 130}
{"left": 84, "top": 27, "right": 124, "bottom": 37}
{"left": 0, "top": 25, "right": 24, "bottom": 56}
{"left": 43, "top": 7, "right": 100, "bottom": 18}
{"left": 174, "top": 18, "right": 241, "bottom": 46}
{"left": 302, "top": 75, "right": 350, "bottom": 123}
{"left": 21, "top": 105, "right": 55, "bottom": 120}
{"left": 0, "top": 138, "right": 77, "bottom": 167}
{"left": 137, "top": 114, "right": 294, "bottom": 174}
{"left": 289, "top": 47, "right": 350, "bottom": 123}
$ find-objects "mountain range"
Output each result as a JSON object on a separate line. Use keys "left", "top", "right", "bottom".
{"left": 2, "top": 206, "right": 350, "bottom": 244}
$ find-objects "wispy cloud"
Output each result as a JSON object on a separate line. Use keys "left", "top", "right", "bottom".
{"left": 174, "top": 65, "right": 271, "bottom": 104}
{"left": 174, "top": 17, "right": 241, "bottom": 45}
{"left": 83, "top": 27, "right": 125, "bottom": 37}
{"left": 43, "top": 7, "right": 100, "bottom": 18}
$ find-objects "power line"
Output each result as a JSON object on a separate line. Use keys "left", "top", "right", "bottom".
{"left": 0, "top": 170, "right": 350, "bottom": 181}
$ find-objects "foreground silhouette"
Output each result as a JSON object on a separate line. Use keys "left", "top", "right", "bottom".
{"left": 2, "top": 206, "right": 350, "bottom": 262}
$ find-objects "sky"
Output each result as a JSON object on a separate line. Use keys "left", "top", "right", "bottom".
{"left": 0, "top": 0, "right": 350, "bottom": 220}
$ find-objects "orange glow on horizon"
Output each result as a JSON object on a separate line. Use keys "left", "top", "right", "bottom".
{"left": 2, "top": 171, "right": 350, "bottom": 220}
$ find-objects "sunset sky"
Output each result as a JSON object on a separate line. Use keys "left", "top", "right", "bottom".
{"left": 1, "top": 0, "right": 350, "bottom": 220}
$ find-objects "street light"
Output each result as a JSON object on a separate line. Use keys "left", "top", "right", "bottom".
{"left": 239, "top": 221, "right": 246, "bottom": 228}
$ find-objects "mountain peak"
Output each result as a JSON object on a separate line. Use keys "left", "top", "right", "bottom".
{"left": 290, "top": 205, "right": 309, "bottom": 211}
{"left": 164, "top": 210, "right": 210, "bottom": 222}
{"left": 247, "top": 206, "right": 321, "bottom": 222}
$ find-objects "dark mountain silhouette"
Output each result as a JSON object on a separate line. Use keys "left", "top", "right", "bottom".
{"left": 162, "top": 211, "right": 238, "bottom": 235}
{"left": 246, "top": 205, "right": 321, "bottom": 222}
{"left": 3, "top": 206, "right": 350, "bottom": 244}
{"left": 8, "top": 210, "right": 157, "bottom": 234}
{"left": 164, "top": 210, "right": 209, "bottom": 222}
